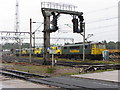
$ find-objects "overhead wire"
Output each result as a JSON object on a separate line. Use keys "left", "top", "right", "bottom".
{"left": 92, "top": 32, "right": 118, "bottom": 39}
{"left": 86, "top": 17, "right": 118, "bottom": 24}
{"left": 85, "top": 5, "right": 117, "bottom": 14}
{"left": 86, "top": 24, "right": 117, "bottom": 30}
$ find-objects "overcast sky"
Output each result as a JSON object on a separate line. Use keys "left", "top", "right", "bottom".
{"left": 0, "top": 0, "right": 119, "bottom": 45}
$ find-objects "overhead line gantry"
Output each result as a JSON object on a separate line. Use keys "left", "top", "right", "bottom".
{"left": 41, "top": 2, "right": 84, "bottom": 64}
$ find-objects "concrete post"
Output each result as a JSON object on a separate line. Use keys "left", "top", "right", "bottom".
{"left": 43, "top": 11, "right": 51, "bottom": 64}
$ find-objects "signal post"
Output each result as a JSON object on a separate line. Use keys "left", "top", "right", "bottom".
{"left": 42, "top": 11, "right": 51, "bottom": 64}
{"left": 41, "top": 2, "right": 84, "bottom": 64}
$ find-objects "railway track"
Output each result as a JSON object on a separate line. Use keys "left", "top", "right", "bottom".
{"left": 2, "top": 55, "right": 120, "bottom": 71}
{"left": 1, "top": 68, "right": 49, "bottom": 78}
{"left": 1, "top": 68, "right": 119, "bottom": 89}
{"left": 0, "top": 68, "right": 93, "bottom": 89}
{"left": 1, "top": 55, "right": 119, "bottom": 89}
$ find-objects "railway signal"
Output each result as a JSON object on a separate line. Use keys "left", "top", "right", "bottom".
{"left": 72, "top": 15, "right": 84, "bottom": 33}
{"left": 50, "top": 12, "right": 60, "bottom": 33}
{"left": 79, "top": 15, "right": 84, "bottom": 22}
{"left": 79, "top": 15, "right": 84, "bottom": 33}
{"left": 72, "top": 18, "right": 79, "bottom": 33}
{"left": 41, "top": 2, "right": 83, "bottom": 64}
{"left": 79, "top": 22, "right": 84, "bottom": 33}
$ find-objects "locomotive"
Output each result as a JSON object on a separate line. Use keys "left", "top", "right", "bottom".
{"left": 61, "top": 42, "right": 106, "bottom": 60}
{"left": 15, "top": 42, "right": 106, "bottom": 60}
{"left": 15, "top": 48, "right": 43, "bottom": 56}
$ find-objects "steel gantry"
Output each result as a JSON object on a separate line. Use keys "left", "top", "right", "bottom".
{"left": 41, "top": 2, "right": 84, "bottom": 64}
{"left": 0, "top": 31, "right": 30, "bottom": 41}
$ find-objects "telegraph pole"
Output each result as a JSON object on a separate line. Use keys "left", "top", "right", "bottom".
{"left": 29, "top": 18, "right": 32, "bottom": 63}
{"left": 83, "top": 23, "right": 85, "bottom": 61}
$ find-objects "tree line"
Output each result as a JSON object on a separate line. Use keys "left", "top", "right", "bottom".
{"left": 103, "top": 41, "right": 120, "bottom": 49}
{"left": 1, "top": 41, "right": 120, "bottom": 50}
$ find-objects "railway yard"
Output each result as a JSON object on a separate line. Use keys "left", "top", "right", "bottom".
{"left": 1, "top": 54, "right": 120, "bottom": 89}
{"left": 0, "top": 1, "right": 120, "bottom": 90}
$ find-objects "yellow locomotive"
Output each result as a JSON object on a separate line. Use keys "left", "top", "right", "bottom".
{"left": 15, "top": 42, "right": 107, "bottom": 60}
{"left": 61, "top": 42, "right": 106, "bottom": 60}
{"left": 34, "top": 48, "right": 42, "bottom": 56}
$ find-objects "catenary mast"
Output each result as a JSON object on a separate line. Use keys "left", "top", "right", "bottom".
{"left": 15, "top": 0, "right": 21, "bottom": 56}
{"left": 15, "top": 0, "right": 20, "bottom": 33}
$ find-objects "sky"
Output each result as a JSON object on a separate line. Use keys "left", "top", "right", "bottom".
{"left": 0, "top": 0, "right": 119, "bottom": 45}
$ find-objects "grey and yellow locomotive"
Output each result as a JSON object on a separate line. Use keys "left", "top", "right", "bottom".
{"left": 61, "top": 42, "right": 106, "bottom": 60}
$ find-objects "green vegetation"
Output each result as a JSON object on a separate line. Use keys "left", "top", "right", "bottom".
{"left": 2, "top": 41, "right": 120, "bottom": 50}
{"left": 57, "top": 58, "right": 120, "bottom": 64}
{"left": 46, "top": 66, "right": 56, "bottom": 73}
{"left": 60, "top": 72, "right": 79, "bottom": 76}
{"left": 16, "top": 55, "right": 120, "bottom": 64}
{"left": 2, "top": 43, "right": 30, "bottom": 49}
{"left": 78, "top": 60, "right": 120, "bottom": 64}
{"left": 3, "top": 62, "right": 49, "bottom": 74}
{"left": 2, "top": 62, "right": 80, "bottom": 76}
{"left": 2, "top": 62, "right": 115, "bottom": 76}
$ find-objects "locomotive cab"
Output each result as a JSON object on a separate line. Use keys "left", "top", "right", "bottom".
{"left": 91, "top": 43, "right": 106, "bottom": 55}
{"left": 50, "top": 46, "right": 62, "bottom": 54}
{"left": 91, "top": 43, "right": 106, "bottom": 60}
{"left": 34, "top": 48, "right": 42, "bottom": 56}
